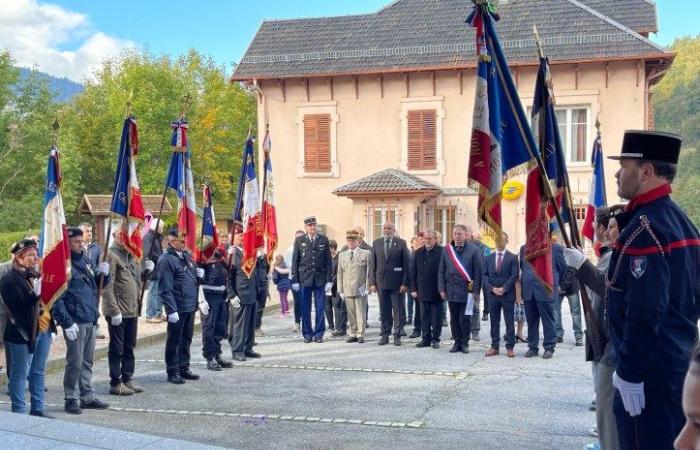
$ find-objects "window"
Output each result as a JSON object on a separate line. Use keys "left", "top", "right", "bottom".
{"left": 303, "top": 114, "right": 331, "bottom": 172}
{"left": 557, "top": 107, "right": 590, "bottom": 164}
{"left": 433, "top": 206, "right": 456, "bottom": 245}
{"left": 573, "top": 205, "right": 587, "bottom": 221}
{"left": 370, "top": 208, "right": 397, "bottom": 242}
{"left": 407, "top": 110, "right": 437, "bottom": 170}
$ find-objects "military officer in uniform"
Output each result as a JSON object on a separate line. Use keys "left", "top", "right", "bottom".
{"left": 228, "top": 226, "right": 260, "bottom": 361}
{"left": 292, "top": 216, "right": 333, "bottom": 343}
{"left": 595, "top": 130, "right": 700, "bottom": 450}
{"left": 199, "top": 249, "right": 233, "bottom": 371}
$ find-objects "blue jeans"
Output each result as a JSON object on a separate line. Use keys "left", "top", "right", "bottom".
{"left": 300, "top": 286, "right": 326, "bottom": 339}
{"left": 406, "top": 293, "right": 414, "bottom": 319}
{"left": 524, "top": 300, "right": 556, "bottom": 352}
{"left": 145, "top": 279, "right": 162, "bottom": 318}
{"left": 554, "top": 292, "right": 583, "bottom": 339}
{"left": 6, "top": 331, "right": 51, "bottom": 413}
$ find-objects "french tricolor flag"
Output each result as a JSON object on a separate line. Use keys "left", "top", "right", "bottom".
{"left": 582, "top": 134, "right": 607, "bottom": 242}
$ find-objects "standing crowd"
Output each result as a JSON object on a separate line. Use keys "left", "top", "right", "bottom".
{"left": 0, "top": 130, "right": 699, "bottom": 450}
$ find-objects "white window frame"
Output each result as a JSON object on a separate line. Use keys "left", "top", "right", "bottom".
{"left": 557, "top": 106, "right": 592, "bottom": 166}
{"left": 367, "top": 206, "right": 399, "bottom": 242}
{"left": 296, "top": 101, "right": 340, "bottom": 178}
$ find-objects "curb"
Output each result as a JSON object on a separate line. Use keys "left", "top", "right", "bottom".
{"left": 0, "top": 302, "right": 283, "bottom": 385}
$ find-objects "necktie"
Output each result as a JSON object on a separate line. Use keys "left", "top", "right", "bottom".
{"left": 350, "top": 251, "right": 354, "bottom": 261}
{"left": 384, "top": 239, "right": 390, "bottom": 260}
{"left": 496, "top": 252, "right": 503, "bottom": 271}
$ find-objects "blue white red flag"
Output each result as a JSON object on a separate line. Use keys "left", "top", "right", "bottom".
{"left": 582, "top": 133, "right": 607, "bottom": 242}
{"left": 238, "top": 138, "right": 264, "bottom": 277}
{"left": 199, "top": 184, "right": 220, "bottom": 262}
{"left": 111, "top": 117, "right": 145, "bottom": 259}
{"left": 261, "top": 131, "right": 278, "bottom": 266}
{"left": 466, "top": 4, "right": 531, "bottom": 235}
{"left": 39, "top": 146, "right": 71, "bottom": 308}
{"left": 166, "top": 119, "right": 198, "bottom": 255}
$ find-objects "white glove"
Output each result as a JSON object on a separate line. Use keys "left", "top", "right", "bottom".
{"left": 145, "top": 260, "right": 155, "bottom": 272}
{"left": 50, "top": 332, "right": 56, "bottom": 343}
{"left": 324, "top": 282, "right": 333, "bottom": 293}
{"left": 97, "top": 262, "right": 110, "bottom": 275}
{"left": 230, "top": 296, "right": 241, "bottom": 309}
{"left": 64, "top": 323, "right": 79, "bottom": 341}
{"left": 563, "top": 248, "right": 586, "bottom": 270}
{"left": 613, "top": 371, "right": 645, "bottom": 417}
{"left": 167, "top": 312, "right": 180, "bottom": 323}
{"left": 196, "top": 268, "right": 205, "bottom": 278}
{"left": 199, "top": 300, "right": 210, "bottom": 316}
{"left": 111, "top": 313, "right": 123, "bottom": 327}
{"left": 228, "top": 246, "right": 236, "bottom": 255}
{"left": 33, "top": 279, "right": 42, "bottom": 297}
{"left": 292, "top": 283, "right": 300, "bottom": 292}
{"left": 339, "top": 293, "right": 345, "bottom": 301}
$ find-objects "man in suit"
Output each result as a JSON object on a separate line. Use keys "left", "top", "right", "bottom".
{"left": 410, "top": 230, "right": 443, "bottom": 349}
{"left": 519, "top": 239, "right": 567, "bottom": 359}
{"left": 483, "top": 232, "right": 519, "bottom": 358}
{"left": 228, "top": 226, "right": 260, "bottom": 361}
{"left": 369, "top": 222, "right": 409, "bottom": 346}
{"left": 337, "top": 230, "right": 372, "bottom": 343}
{"left": 292, "top": 216, "right": 333, "bottom": 343}
{"left": 439, "top": 224, "right": 483, "bottom": 354}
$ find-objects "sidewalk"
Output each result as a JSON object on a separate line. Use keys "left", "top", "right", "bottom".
{"left": 0, "top": 410, "right": 229, "bottom": 449}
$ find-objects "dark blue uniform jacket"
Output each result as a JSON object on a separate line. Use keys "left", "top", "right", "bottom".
{"left": 53, "top": 251, "right": 108, "bottom": 328}
{"left": 157, "top": 248, "right": 198, "bottom": 314}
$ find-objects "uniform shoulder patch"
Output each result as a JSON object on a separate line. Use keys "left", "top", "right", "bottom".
{"left": 630, "top": 256, "right": 647, "bottom": 279}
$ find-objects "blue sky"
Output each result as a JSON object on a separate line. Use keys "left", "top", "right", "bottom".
{"left": 1, "top": 0, "right": 698, "bottom": 81}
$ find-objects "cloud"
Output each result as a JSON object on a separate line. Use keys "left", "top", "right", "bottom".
{"left": 0, "top": 0, "right": 136, "bottom": 82}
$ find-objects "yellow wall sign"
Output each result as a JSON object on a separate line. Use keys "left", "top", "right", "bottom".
{"left": 502, "top": 180, "right": 524, "bottom": 201}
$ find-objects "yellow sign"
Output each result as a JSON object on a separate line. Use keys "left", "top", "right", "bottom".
{"left": 502, "top": 180, "right": 524, "bottom": 201}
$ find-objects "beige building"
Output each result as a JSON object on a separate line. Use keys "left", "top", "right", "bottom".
{"left": 232, "top": 0, "right": 672, "bottom": 253}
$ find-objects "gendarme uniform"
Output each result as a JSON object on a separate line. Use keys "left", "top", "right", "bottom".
{"left": 606, "top": 131, "right": 700, "bottom": 450}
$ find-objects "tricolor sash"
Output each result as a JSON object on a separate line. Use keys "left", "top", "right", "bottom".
{"left": 446, "top": 244, "right": 473, "bottom": 291}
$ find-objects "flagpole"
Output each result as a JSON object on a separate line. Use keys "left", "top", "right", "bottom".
{"left": 595, "top": 118, "right": 608, "bottom": 204}
{"left": 136, "top": 93, "right": 192, "bottom": 315}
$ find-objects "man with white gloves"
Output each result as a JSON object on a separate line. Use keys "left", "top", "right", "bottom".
{"left": 52, "top": 227, "right": 111, "bottom": 415}
{"left": 291, "top": 216, "right": 333, "bottom": 344}
{"left": 227, "top": 225, "right": 260, "bottom": 361}
{"left": 102, "top": 231, "right": 153, "bottom": 396}
{"left": 199, "top": 249, "right": 233, "bottom": 370}
{"left": 158, "top": 229, "right": 203, "bottom": 385}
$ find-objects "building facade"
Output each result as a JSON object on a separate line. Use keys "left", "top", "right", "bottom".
{"left": 232, "top": 0, "right": 672, "bottom": 252}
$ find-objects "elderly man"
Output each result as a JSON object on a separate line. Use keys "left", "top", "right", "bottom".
{"left": 158, "top": 229, "right": 204, "bottom": 384}
{"left": 292, "top": 216, "right": 333, "bottom": 344}
{"left": 102, "top": 231, "right": 153, "bottom": 395}
{"left": 411, "top": 230, "right": 443, "bottom": 349}
{"left": 337, "top": 230, "right": 372, "bottom": 343}
{"left": 52, "top": 227, "right": 111, "bottom": 414}
{"left": 370, "top": 222, "right": 410, "bottom": 346}
{"left": 439, "top": 225, "right": 483, "bottom": 354}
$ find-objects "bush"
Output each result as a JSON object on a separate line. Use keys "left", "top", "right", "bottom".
{"left": 0, "top": 230, "right": 39, "bottom": 261}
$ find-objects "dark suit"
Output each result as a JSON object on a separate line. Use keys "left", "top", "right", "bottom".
{"left": 228, "top": 247, "right": 258, "bottom": 355}
{"left": 411, "top": 245, "right": 443, "bottom": 343}
{"left": 292, "top": 233, "right": 332, "bottom": 340}
{"left": 519, "top": 243, "right": 567, "bottom": 353}
{"left": 483, "top": 250, "right": 519, "bottom": 350}
{"left": 369, "top": 236, "right": 409, "bottom": 339}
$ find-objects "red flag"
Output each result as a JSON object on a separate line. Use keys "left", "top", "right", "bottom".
{"left": 262, "top": 131, "right": 278, "bottom": 266}
{"left": 240, "top": 138, "right": 263, "bottom": 277}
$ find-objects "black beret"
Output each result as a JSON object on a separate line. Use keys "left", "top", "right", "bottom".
{"left": 609, "top": 130, "right": 682, "bottom": 164}
{"left": 67, "top": 227, "right": 83, "bottom": 238}
{"left": 11, "top": 238, "right": 37, "bottom": 255}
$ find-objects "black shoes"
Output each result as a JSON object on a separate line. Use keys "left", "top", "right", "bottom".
{"left": 80, "top": 398, "right": 109, "bottom": 410}
{"left": 64, "top": 399, "right": 82, "bottom": 415}
{"left": 542, "top": 350, "right": 554, "bottom": 359}
{"left": 462, "top": 347, "right": 470, "bottom": 354}
{"left": 357, "top": 337, "right": 364, "bottom": 343}
{"left": 482, "top": 312, "right": 489, "bottom": 321}
{"left": 167, "top": 373, "right": 186, "bottom": 384}
{"left": 406, "top": 317, "right": 413, "bottom": 325}
{"left": 331, "top": 330, "right": 346, "bottom": 337}
{"left": 179, "top": 370, "right": 200, "bottom": 380}
{"left": 232, "top": 352, "right": 246, "bottom": 362}
{"left": 346, "top": 337, "right": 358, "bottom": 343}
{"left": 516, "top": 335, "right": 528, "bottom": 344}
{"left": 304, "top": 337, "right": 313, "bottom": 343}
{"left": 575, "top": 337, "right": 583, "bottom": 346}
{"left": 449, "top": 344, "right": 461, "bottom": 353}
{"left": 415, "top": 341, "right": 429, "bottom": 348}
{"left": 556, "top": 336, "right": 564, "bottom": 344}
{"left": 313, "top": 337, "right": 323, "bottom": 343}
{"left": 525, "top": 349, "right": 539, "bottom": 358}
{"left": 409, "top": 331, "right": 421, "bottom": 339}
{"left": 245, "top": 351, "right": 262, "bottom": 358}
{"left": 29, "top": 410, "right": 54, "bottom": 419}
{"left": 207, "top": 359, "right": 222, "bottom": 371}
{"left": 378, "top": 336, "right": 389, "bottom": 346}
{"left": 432, "top": 342, "right": 440, "bottom": 349}
{"left": 216, "top": 356, "right": 234, "bottom": 368}
{"left": 394, "top": 337, "right": 402, "bottom": 346}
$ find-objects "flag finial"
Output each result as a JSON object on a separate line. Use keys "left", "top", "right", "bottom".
{"left": 51, "top": 118, "right": 60, "bottom": 147}
{"left": 595, "top": 117, "right": 601, "bottom": 134}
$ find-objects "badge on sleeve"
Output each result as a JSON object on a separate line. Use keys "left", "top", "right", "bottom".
{"left": 630, "top": 256, "right": 647, "bottom": 279}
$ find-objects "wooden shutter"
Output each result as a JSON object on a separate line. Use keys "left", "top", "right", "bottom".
{"left": 407, "top": 110, "right": 437, "bottom": 170}
{"left": 304, "top": 114, "right": 331, "bottom": 173}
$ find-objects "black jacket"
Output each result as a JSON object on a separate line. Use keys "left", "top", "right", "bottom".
{"left": 410, "top": 245, "right": 443, "bottom": 303}
{"left": 292, "top": 234, "right": 332, "bottom": 288}
{"left": 0, "top": 267, "right": 39, "bottom": 350}
{"left": 482, "top": 250, "right": 519, "bottom": 303}
{"left": 438, "top": 242, "right": 483, "bottom": 303}
{"left": 142, "top": 230, "right": 164, "bottom": 280}
{"left": 228, "top": 247, "right": 258, "bottom": 305}
{"left": 53, "top": 252, "right": 106, "bottom": 328}
{"left": 200, "top": 258, "right": 228, "bottom": 301}
{"left": 157, "top": 249, "right": 199, "bottom": 314}
{"left": 369, "top": 236, "right": 409, "bottom": 290}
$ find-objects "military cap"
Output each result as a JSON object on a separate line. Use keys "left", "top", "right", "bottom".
{"left": 346, "top": 230, "right": 360, "bottom": 241}
{"left": 304, "top": 216, "right": 317, "bottom": 225}
{"left": 608, "top": 130, "right": 682, "bottom": 164}
{"left": 168, "top": 228, "right": 186, "bottom": 239}
{"left": 11, "top": 238, "right": 37, "bottom": 255}
{"left": 67, "top": 227, "right": 83, "bottom": 238}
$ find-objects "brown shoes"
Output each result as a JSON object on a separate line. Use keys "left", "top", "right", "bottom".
{"left": 506, "top": 349, "right": 515, "bottom": 358}
{"left": 123, "top": 381, "right": 144, "bottom": 393}
{"left": 109, "top": 383, "right": 134, "bottom": 396}
{"left": 485, "top": 348, "right": 499, "bottom": 357}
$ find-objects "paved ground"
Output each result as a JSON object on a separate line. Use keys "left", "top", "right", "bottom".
{"left": 2, "top": 298, "right": 597, "bottom": 449}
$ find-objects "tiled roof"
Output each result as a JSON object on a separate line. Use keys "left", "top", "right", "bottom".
{"left": 578, "top": 0, "right": 657, "bottom": 33}
{"left": 232, "top": 0, "right": 670, "bottom": 80}
{"left": 79, "top": 195, "right": 173, "bottom": 216}
{"left": 333, "top": 169, "right": 442, "bottom": 196}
